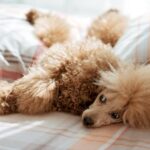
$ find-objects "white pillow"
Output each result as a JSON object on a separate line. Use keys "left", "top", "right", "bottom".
{"left": 0, "top": 13, "right": 45, "bottom": 81}
{"left": 114, "top": 15, "right": 150, "bottom": 64}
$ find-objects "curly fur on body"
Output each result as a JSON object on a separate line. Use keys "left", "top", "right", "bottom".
{"left": 0, "top": 38, "right": 119, "bottom": 115}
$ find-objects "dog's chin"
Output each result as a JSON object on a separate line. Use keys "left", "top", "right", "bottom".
{"left": 82, "top": 119, "right": 120, "bottom": 128}
{"left": 82, "top": 120, "right": 104, "bottom": 128}
{"left": 82, "top": 123, "right": 96, "bottom": 128}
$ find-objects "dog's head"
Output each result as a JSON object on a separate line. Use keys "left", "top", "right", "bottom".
{"left": 82, "top": 65, "right": 150, "bottom": 128}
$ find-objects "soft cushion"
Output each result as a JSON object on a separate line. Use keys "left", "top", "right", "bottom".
{"left": 0, "top": 9, "right": 45, "bottom": 81}
{"left": 114, "top": 15, "right": 150, "bottom": 64}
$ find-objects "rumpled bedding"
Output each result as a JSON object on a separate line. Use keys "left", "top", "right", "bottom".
{"left": 114, "top": 15, "right": 150, "bottom": 64}
{"left": 0, "top": 4, "right": 45, "bottom": 81}
{"left": 0, "top": 4, "right": 150, "bottom": 150}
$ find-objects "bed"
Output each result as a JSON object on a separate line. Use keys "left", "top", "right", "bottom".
{"left": 0, "top": 4, "right": 150, "bottom": 150}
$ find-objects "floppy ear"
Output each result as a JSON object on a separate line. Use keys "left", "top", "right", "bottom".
{"left": 123, "top": 103, "right": 150, "bottom": 128}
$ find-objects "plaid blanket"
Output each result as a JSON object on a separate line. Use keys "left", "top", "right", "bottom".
{"left": 0, "top": 112, "right": 149, "bottom": 150}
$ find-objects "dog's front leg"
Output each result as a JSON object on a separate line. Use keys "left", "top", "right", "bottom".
{"left": 12, "top": 67, "right": 57, "bottom": 114}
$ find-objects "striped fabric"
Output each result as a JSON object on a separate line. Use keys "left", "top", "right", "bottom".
{"left": 114, "top": 15, "right": 150, "bottom": 65}
{"left": 0, "top": 4, "right": 45, "bottom": 81}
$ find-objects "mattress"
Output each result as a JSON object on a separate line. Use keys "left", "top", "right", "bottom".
{"left": 0, "top": 4, "right": 150, "bottom": 150}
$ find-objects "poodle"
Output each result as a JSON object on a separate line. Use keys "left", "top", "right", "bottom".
{"left": 26, "top": 9, "right": 71, "bottom": 47}
{"left": 1, "top": 38, "right": 149, "bottom": 129}
{"left": 0, "top": 38, "right": 119, "bottom": 115}
{"left": 82, "top": 64, "right": 150, "bottom": 128}
{"left": 87, "top": 9, "right": 128, "bottom": 46}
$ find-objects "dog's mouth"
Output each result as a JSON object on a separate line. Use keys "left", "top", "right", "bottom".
{"left": 82, "top": 118, "right": 104, "bottom": 128}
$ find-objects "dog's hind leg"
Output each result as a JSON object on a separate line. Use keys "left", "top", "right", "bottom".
{"left": 12, "top": 67, "right": 57, "bottom": 114}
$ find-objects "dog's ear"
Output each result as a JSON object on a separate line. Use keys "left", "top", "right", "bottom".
{"left": 122, "top": 103, "right": 150, "bottom": 128}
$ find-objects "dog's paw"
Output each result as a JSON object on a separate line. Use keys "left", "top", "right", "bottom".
{"left": 26, "top": 9, "right": 40, "bottom": 24}
{"left": 0, "top": 81, "right": 16, "bottom": 115}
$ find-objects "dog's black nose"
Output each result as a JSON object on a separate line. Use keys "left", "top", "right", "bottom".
{"left": 83, "top": 116, "right": 94, "bottom": 126}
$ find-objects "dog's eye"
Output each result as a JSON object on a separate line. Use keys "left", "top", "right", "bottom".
{"left": 110, "top": 112, "right": 120, "bottom": 119}
{"left": 99, "top": 95, "right": 107, "bottom": 104}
